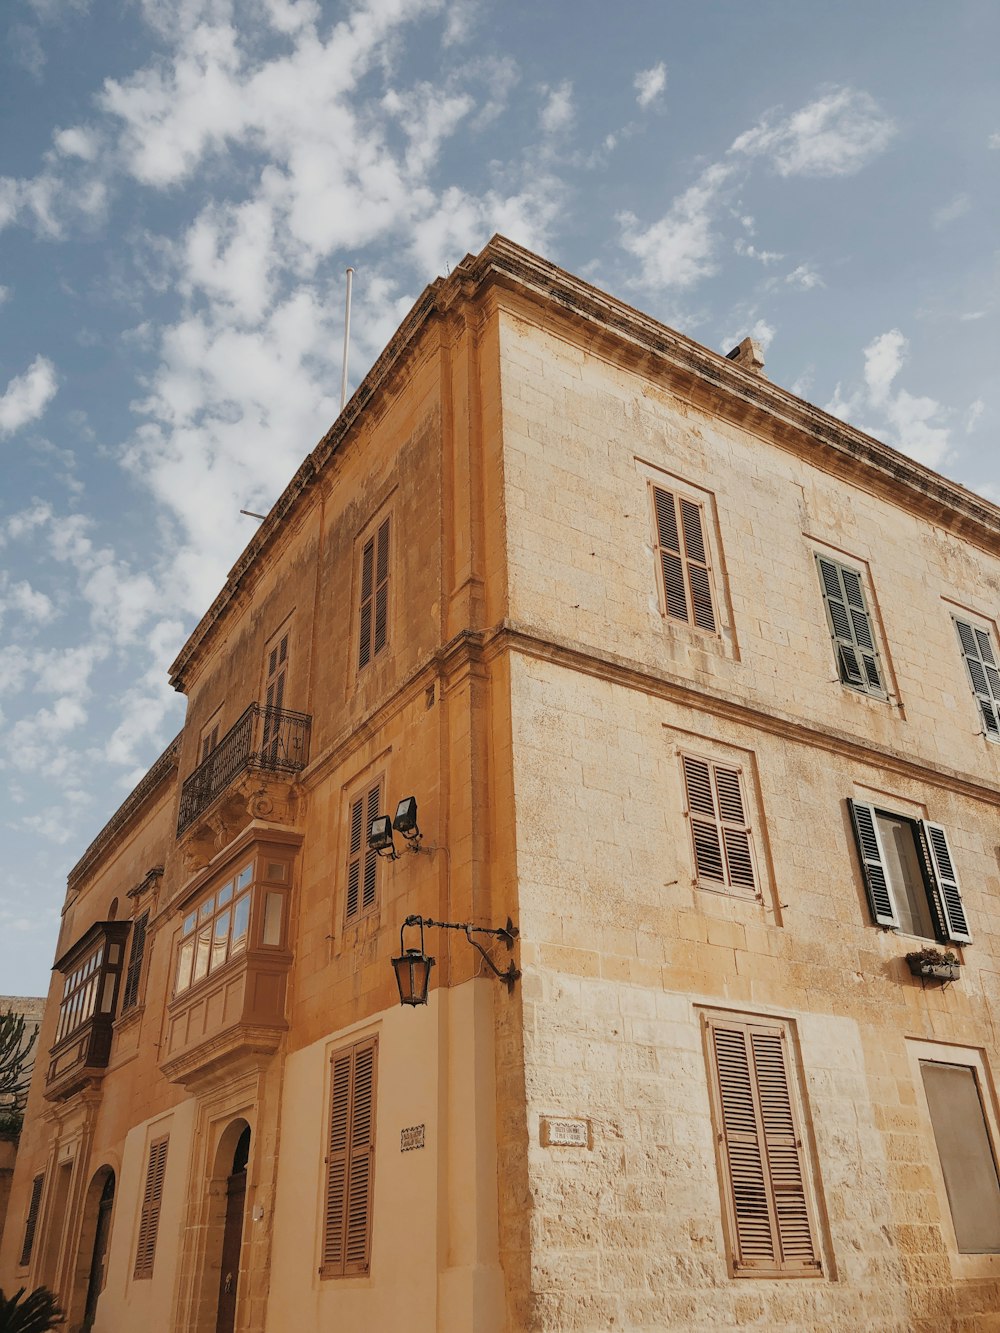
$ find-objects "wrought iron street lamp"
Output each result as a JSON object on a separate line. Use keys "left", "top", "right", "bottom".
{"left": 391, "top": 913, "right": 520, "bottom": 1006}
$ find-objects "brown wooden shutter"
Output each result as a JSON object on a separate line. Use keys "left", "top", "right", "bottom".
{"left": 121, "top": 910, "right": 149, "bottom": 1012}
{"left": 133, "top": 1136, "right": 169, "bottom": 1279}
{"left": 682, "top": 756, "right": 756, "bottom": 894}
{"left": 359, "top": 520, "right": 390, "bottom": 669}
{"left": 373, "top": 519, "right": 390, "bottom": 657}
{"left": 708, "top": 1017, "right": 820, "bottom": 1276}
{"left": 19, "top": 1174, "right": 44, "bottom": 1267}
{"left": 346, "top": 782, "right": 381, "bottom": 922}
{"left": 322, "top": 1037, "right": 377, "bottom": 1277}
{"left": 358, "top": 536, "right": 375, "bottom": 669}
{"left": 652, "top": 486, "right": 717, "bottom": 632}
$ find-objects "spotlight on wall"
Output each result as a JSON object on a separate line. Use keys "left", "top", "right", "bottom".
{"left": 392, "top": 796, "right": 421, "bottom": 846}
{"left": 368, "top": 814, "right": 398, "bottom": 860}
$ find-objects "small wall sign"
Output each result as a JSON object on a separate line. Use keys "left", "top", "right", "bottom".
{"left": 400, "top": 1124, "right": 425, "bottom": 1152}
{"left": 540, "top": 1117, "right": 590, "bottom": 1148}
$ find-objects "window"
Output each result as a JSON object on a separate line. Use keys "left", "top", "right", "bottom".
{"left": 921, "top": 1061, "right": 1000, "bottom": 1253}
{"left": 848, "top": 801, "right": 971, "bottom": 943}
{"left": 954, "top": 617, "right": 1000, "bottom": 741}
{"left": 346, "top": 782, "right": 381, "bottom": 923}
{"left": 651, "top": 485, "right": 716, "bottom": 632}
{"left": 133, "top": 1137, "right": 168, "bottom": 1280}
{"left": 681, "top": 755, "right": 757, "bottom": 895}
{"left": 704, "top": 1014, "right": 821, "bottom": 1277}
{"left": 358, "top": 517, "right": 390, "bottom": 670}
{"left": 121, "top": 910, "right": 149, "bottom": 1013}
{"left": 815, "top": 555, "right": 885, "bottom": 697}
{"left": 321, "top": 1036, "right": 377, "bottom": 1277}
{"left": 19, "top": 1174, "right": 44, "bottom": 1267}
{"left": 199, "top": 709, "right": 222, "bottom": 764}
{"left": 175, "top": 863, "right": 253, "bottom": 995}
{"left": 262, "top": 631, "right": 289, "bottom": 764}
{"left": 53, "top": 927, "right": 127, "bottom": 1045}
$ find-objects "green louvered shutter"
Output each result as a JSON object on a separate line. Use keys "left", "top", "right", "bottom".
{"left": 954, "top": 619, "right": 1000, "bottom": 741}
{"left": 816, "top": 557, "right": 884, "bottom": 696}
{"left": 848, "top": 800, "right": 899, "bottom": 927}
{"left": 920, "top": 821, "right": 972, "bottom": 944}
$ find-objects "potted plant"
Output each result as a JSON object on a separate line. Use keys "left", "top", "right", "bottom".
{"left": 905, "top": 947, "right": 961, "bottom": 982}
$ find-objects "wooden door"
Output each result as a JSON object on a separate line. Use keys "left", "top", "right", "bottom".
{"left": 83, "top": 1173, "right": 115, "bottom": 1330}
{"left": 215, "top": 1131, "right": 249, "bottom": 1333}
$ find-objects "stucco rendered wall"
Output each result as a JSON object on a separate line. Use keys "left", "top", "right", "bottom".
{"left": 267, "top": 976, "right": 506, "bottom": 1332}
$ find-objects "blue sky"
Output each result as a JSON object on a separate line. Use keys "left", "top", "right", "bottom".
{"left": 1, "top": 0, "right": 998, "bottom": 994}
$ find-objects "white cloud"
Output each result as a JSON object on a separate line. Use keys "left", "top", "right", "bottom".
{"left": 734, "top": 238, "right": 783, "bottom": 265}
{"left": 0, "top": 579, "right": 56, "bottom": 625}
{"left": 0, "top": 356, "right": 58, "bottom": 436}
{"left": 53, "top": 125, "right": 99, "bottom": 160}
{"left": 826, "top": 329, "right": 953, "bottom": 469}
{"left": 785, "top": 263, "right": 824, "bottom": 290}
{"left": 988, "top": 132, "right": 1000, "bottom": 150}
{"left": 634, "top": 62, "right": 666, "bottom": 109}
{"left": 619, "top": 163, "right": 735, "bottom": 290}
{"left": 863, "top": 329, "right": 906, "bottom": 405}
{"left": 931, "top": 193, "right": 971, "bottom": 229}
{"left": 730, "top": 87, "right": 896, "bottom": 177}
{"left": 539, "top": 81, "right": 574, "bottom": 136}
{"left": 966, "top": 399, "right": 985, "bottom": 434}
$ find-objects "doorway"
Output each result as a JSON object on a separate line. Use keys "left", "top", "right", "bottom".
{"left": 215, "top": 1125, "right": 250, "bottom": 1333}
{"left": 82, "top": 1171, "right": 115, "bottom": 1330}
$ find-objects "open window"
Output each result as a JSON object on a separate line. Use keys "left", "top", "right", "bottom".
{"left": 848, "top": 800, "right": 971, "bottom": 943}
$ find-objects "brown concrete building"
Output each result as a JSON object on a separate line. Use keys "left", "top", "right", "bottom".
{"left": 3, "top": 237, "right": 1000, "bottom": 1331}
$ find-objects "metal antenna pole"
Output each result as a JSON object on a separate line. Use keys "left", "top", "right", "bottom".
{"left": 340, "top": 266, "right": 355, "bottom": 411}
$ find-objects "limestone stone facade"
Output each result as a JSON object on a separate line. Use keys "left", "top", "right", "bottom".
{"left": 3, "top": 237, "right": 1000, "bottom": 1331}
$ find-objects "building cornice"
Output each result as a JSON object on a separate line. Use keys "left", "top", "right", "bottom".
{"left": 66, "top": 734, "right": 181, "bottom": 897}
{"left": 167, "top": 235, "right": 1000, "bottom": 694}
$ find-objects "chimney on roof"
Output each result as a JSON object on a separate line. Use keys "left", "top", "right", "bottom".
{"left": 725, "top": 337, "right": 765, "bottom": 375}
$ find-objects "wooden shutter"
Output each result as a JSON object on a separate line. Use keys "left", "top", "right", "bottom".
{"left": 346, "top": 782, "right": 381, "bottom": 922}
{"left": 816, "top": 556, "right": 884, "bottom": 695}
{"left": 121, "top": 911, "right": 149, "bottom": 1012}
{"left": 955, "top": 619, "right": 1000, "bottom": 740}
{"left": 682, "top": 756, "right": 756, "bottom": 894}
{"left": 847, "top": 800, "right": 899, "bottom": 927}
{"left": 19, "top": 1174, "right": 44, "bottom": 1267}
{"left": 652, "top": 487, "right": 716, "bottom": 632}
{"left": 359, "top": 518, "right": 390, "bottom": 670}
{"left": 709, "top": 1017, "right": 820, "bottom": 1275}
{"left": 133, "top": 1136, "right": 169, "bottom": 1279}
{"left": 322, "top": 1037, "right": 377, "bottom": 1277}
{"left": 920, "top": 821, "right": 972, "bottom": 944}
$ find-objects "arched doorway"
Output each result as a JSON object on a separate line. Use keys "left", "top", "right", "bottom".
{"left": 82, "top": 1170, "right": 115, "bottom": 1330}
{"left": 215, "top": 1124, "right": 250, "bottom": 1333}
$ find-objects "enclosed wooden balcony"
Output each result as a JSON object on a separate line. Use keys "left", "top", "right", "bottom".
{"left": 45, "top": 921, "right": 130, "bottom": 1101}
{"left": 159, "top": 834, "right": 299, "bottom": 1090}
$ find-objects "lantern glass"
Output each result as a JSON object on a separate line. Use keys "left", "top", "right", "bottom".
{"left": 392, "top": 948, "right": 435, "bottom": 1006}
{"left": 369, "top": 815, "right": 394, "bottom": 851}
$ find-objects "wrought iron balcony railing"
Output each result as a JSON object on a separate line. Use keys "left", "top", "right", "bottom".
{"left": 176, "top": 703, "right": 311, "bottom": 835}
